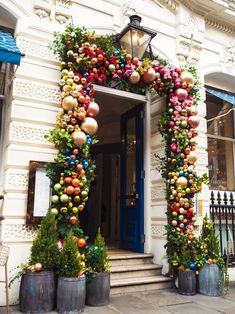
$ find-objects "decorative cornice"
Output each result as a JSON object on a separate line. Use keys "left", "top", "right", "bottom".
{"left": 205, "top": 18, "right": 235, "bottom": 35}
{"left": 179, "top": 0, "right": 235, "bottom": 35}
{"left": 154, "top": 0, "right": 178, "bottom": 11}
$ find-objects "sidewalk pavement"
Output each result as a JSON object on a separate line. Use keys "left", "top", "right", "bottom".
{"left": 1, "top": 282, "right": 235, "bottom": 314}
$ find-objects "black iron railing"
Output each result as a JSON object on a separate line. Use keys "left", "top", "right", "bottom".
{"left": 209, "top": 191, "right": 235, "bottom": 264}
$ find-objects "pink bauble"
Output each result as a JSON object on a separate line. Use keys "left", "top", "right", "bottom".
{"left": 187, "top": 151, "right": 198, "bottom": 164}
{"left": 34, "top": 263, "right": 42, "bottom": 272}
{"left": 129, "top": 71, "right": 140, "bottom": 84}
{"left": 87, "top": 102, "right": 100, "bottom": 117}
{"left": 62, "top": 96, "right": 78, "bottom": 111}
{"left": 170, "top": 143, "right": 177, "bottom": 153}
{"left": 172, "top": 220, "right": 178, "bottom": 227}
{"left": 175, "top": 88, "right": 188, "bottom": 101}
{"left": 81, "top": 117, "right": 98, "bottom": 135}
{"left": 143, "top": 67, "right": 157, "bottom": 83}
{"left": 169, "top": 121, "right": 175, "bottom": 127}
{"left": 71, "top": 131, "right": 87, "bottom": 146}
{"left": 188, "top": 116, "right": 200, "bottom": 129}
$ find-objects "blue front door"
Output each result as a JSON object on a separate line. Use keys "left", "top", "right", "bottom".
{"left": 120, "top": 104, "right": 144, "bottom": 253}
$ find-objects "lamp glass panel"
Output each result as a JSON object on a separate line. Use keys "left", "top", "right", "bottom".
{"left": 119, "top": 28, "right": 152, "bottom": 59}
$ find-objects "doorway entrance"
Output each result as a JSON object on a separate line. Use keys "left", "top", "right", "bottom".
{"left": 79, "top": 89, "right": 145, "bottom": 252}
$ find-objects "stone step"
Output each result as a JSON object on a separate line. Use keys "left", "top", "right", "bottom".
{"left": 111, "top": 264, "right": 162, "bottom": 280}
{"left": 109, "top": 253, "right": 154, "bottom": 266}
{"left": 110, "top": 275, "right": 172, "bottom": 295}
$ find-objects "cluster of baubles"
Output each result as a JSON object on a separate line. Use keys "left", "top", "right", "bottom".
{"left": 163, "top": 70, "right": 201, "bottom": 236}
{"left": 50, "top": 26, "right": 204, "bottom": 268}
{"left": 50, "top": 48, "right": 100, "bottom": 232}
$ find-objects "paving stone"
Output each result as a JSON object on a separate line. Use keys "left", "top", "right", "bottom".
{"left": 166, "top": 303, "right": 220, "bottom": 314}
{"left": 110, "top": 294, "right": 164, "bottom": 314}
{"left": 222, "top": 307, "right": 235, "bottom": 314}
{"left": 84, "top": 305, "right": 121, "bottom": 313}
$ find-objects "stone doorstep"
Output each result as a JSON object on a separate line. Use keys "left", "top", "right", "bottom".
{"left": 109, "top": 253, "right": 154, "bottom": 266}
{"left": 110, "top": 276, "right": 172, "bottom": 295}
{"left": 111, "top": 264, "right": 162, "bottom": 279}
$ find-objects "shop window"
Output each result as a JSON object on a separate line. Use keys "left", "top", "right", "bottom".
{"left": 206, "top": 88, "right": 235, "bottom": 191}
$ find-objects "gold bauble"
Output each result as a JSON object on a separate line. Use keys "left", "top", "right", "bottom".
{"left": 180, "top": 71, "right": 194, "bottom": 84}
{"left": 176, "top": 176, "right": 188, "bottom": 188}
{"left": 71, "top": 131, "right": 87, "bottom": 146}
{"left": 129, "top": 71, "right": 140, "bottom": 84}
{"left": 187, "top": 151, "right": 198, "bottom": 164}
{"left": 62, "top": 96, "right": 78, "bottom": 111}
{"left": 188, "top": 116, "right": 200, "bottom": 129}
{"left": 171, "top": 220, "right": 178, "bottom": 227}
{"left": 189, "top": 105, "right": 198, "bottom": 116}
{"left": 81, "top": 117, "right": 98, "bottom": 135}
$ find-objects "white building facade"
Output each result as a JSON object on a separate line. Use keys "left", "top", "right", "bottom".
{"left": 0, "top": 0, "right": 234, "bottom": 305}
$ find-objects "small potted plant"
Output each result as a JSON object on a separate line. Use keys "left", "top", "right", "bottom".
{"left": 56, "top": 230, "right": 86, "bottom": 314}
{"left": 11, "top": 211, "right": 58, "bottom": 313}
{"left": 169, "top": 229, "right": 202, "bottom": 296}
{"left": 198, "top": 215, "right": 229, "bottom": 296}
{"left": 85, "top": 227, "right": 110, "bottom": 306}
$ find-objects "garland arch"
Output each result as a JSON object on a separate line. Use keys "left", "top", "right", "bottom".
{"left": 48, "top": 24, "right": 208, "bottom": 270}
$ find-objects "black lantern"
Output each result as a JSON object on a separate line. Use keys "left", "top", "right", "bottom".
{"left": 115, "top": 15, "right": 157, "bottom": 60}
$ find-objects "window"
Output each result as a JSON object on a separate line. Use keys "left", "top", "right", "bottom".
{"left": 206, "top": 88, "right": 235, "bottom": 191}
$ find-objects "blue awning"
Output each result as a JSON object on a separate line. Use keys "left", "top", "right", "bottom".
{"left": 206, "top": 87, "right": 235, "bottom": 106}
{"left": 0, "top": 31, "right": 24, "bottom": 65}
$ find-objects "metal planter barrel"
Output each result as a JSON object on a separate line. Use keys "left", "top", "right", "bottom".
{"left": 57, "top": 275, "right": 86, "bottom": 314}
{"left": 19, "top": 271, "right": 56, "bottom": 313}
{"left": 178, "top": 270, "right": 196, "bottom": 295}
{"left": 199, "top": 264, "right": 224, "bottom": 296}
{"left": 86, "top": 272, "right": 110, "bottom": 306}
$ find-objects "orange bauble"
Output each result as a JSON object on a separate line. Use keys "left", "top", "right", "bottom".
{"left": 66, "top": 186, "right": 75, "bottom": 195}
{"left": 72, "top": 178, "right": 80, "bottom": 187}
{"left": 77, "top": 238, "right": 86, "bottom": 247}
{"left": 70, "top": 216, "right": 78, "bottom": 225}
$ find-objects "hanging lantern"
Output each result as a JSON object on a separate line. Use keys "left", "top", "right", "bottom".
{"left": 114, "top": 15, "right": 157, "bottom": 60}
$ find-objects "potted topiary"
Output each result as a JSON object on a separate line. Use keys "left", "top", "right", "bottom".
{"left": 198, "top": 215, "right": 229, "bottom": 296}
{"left": 56, "top": 230, "right": 86, "bottom": 314}
{"left": 85, "top": 227, "right": 110, "bottom": 306}
{"left": 15, "top": 211, "right": 58, "bottom": 313}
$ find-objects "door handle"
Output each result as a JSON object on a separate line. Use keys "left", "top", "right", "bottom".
{"left": 0, "top": 195, "right": 4, "bottom": 200}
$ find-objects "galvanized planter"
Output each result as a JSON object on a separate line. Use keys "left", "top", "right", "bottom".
{"left": 57, "top": 275, "right": 86, "bottom": 314}
{"left": 19, "top": 271, "right": 56, "bottom": 313}
{"left": 86, "top": 272, "right": 110, "bottom": 306}
{"left": 199, "top": 264, "right": 224, "bottom": 296}
{"left": 178, "top": 270, "right": 196, "bottom": 296}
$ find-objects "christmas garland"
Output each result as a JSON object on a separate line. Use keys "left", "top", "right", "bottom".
{"left": 48, "top": 24, "right": 207, "bottom": 270}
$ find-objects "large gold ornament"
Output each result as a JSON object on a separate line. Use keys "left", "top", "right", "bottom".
{"left": 71, "top": 131, "right": 87, "bottom": 146}
{"left": 176, "top": 177, "right": 188, "bottom": 188}
{"left": 81, "top": 117, "right": 98, "bottom": 135}
{"left": 62, "top": 96, "right": 78, "bottom": 111}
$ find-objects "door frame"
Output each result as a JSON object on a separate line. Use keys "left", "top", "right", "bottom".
{"left": 94, "top": 85, "right": 151, "bottom": 253}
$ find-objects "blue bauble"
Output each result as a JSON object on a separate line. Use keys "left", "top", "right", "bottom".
{"left": 65, "top": 156, "right": 71, "bottom": 162}
{"left": 87, "top": 135, "right": 92, "bottom": 145}
{"left": 83, "top": 72, "right": 89, "bottom": 77}
{"left": 83, "top": 161, "right": 89, "bottom": 169}
{"left": 120, "top": 63, "right": 125, "bottom": 68}
{"left": 70, "top": 161, "right": 75, "bottom": 167}
{"left": 86, "top": 88, "right": 90, "bottom": 93}
{"left": 120, "top": 56, "right": 125, "bottom": 62}
{"left": 75, "top": 160, "right": 79, "bottom": 164}
{"left": 65, "top": 148, "right": 71, "bottom": 155}
{"left": 189, "top": 263, "right": 196, "bottom": 270}
{"left": 114, "top": 50, "right": 120, "bottom": 56}
{"left": 64, "top": 170, "right": 69, "bottom": 174}
{"left": 179, "top": 171, "right": 184, "bottom": 176}
{"left": 184, "top": 172, "right": 189, "bottom": 177}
